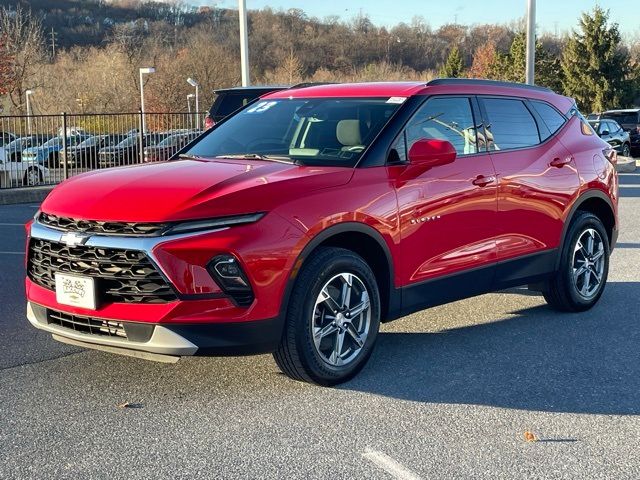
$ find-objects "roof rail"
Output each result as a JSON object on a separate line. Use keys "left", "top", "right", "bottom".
{"left": 289, "top": 82, "right": 337, "bottom": 89}
{"left": 426, "top": 78, "right": 553, "bottom": 93}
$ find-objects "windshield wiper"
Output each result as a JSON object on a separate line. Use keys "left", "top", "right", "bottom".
{"left": 215, "top": 154, "right": 295, "bottom": 164}
{"left": 178, "top": 153, "right": 204, "bottom": 161}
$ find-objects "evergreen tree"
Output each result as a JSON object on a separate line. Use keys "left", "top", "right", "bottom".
{"left": 561, "top": 6, "right": 633, "bottom": 113}
{"left": 490, "top": 32, "right": 563, "bottom": 91}
{"left": 439, "top": 46, "right": 464, "bottom": 78}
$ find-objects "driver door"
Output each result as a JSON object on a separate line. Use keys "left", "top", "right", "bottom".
{"left": 391, "top": 96, "right": 498, "bottom": 309}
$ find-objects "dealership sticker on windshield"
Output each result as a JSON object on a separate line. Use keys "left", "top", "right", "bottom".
{"left": 386, "top": 97, "right": 407, "bottom": 104}
{"left": 246, "top": 101, "right": 278, "bottom": 114}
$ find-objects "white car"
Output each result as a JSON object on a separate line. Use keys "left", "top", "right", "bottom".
{"left": 0, "top": 144, "right": 48, "bottom": 188}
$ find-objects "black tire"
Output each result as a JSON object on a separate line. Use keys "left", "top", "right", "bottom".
{"left": 273, "top": 247, "right": 381, "bottom": 386}
{"left": 542, "top": 211, "right": 610, "bottom": 312}
{"left": 23, "top": 167, "right": 42, "bottom": 186}
{"left": 622, "top": 143, "right": 631, "bottom": 158}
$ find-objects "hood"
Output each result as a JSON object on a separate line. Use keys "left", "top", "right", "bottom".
{"left": 41, "top": 158, "right": 353, "bottom": 222}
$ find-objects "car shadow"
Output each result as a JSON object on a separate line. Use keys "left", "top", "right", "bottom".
{"left": 343, "top": 281, "right": 640, "bottom": 415}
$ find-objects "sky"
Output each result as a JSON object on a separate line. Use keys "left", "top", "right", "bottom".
{"left": 189, "top": 0, "right": 637, "bottom": 37}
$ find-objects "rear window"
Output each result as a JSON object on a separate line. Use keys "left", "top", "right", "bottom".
{"left": 602, "top": 112, "right": 640, "bottom": 125}
{"left": 530, "top": 100, "right": 566, "bottom": 138}
{"left": 211, "top": 93, "right": 258, "bottom": 118}
{"left": 482, "top": 98, "right": 540, "bottom": 151}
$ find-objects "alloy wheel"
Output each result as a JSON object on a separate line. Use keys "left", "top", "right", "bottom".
{"left": 572, "top": 228, "right": 605, "bottom": 299}
{"left": 311, "top": 272, "right": 371, "bottom": 367}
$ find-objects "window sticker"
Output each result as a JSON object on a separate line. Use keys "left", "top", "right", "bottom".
{"left": 386, "top": 97, "right": 407, "bottom": 104}
{"left": 245, "top": 101, "right": 278, "bottom": 114}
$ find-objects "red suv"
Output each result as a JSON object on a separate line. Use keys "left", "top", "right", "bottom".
{"left": 25, "top": 80, "right": 618, "bottom": 385}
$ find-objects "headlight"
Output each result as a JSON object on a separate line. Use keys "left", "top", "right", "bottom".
{"left": 165, "top": 212, "right": 265, "bottom": 235}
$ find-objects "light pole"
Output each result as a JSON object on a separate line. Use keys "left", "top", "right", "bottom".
{"left": 239, "top": 0, "right": 250, "bottom": 86}
{"left": 187, "top": 93, "right": 195, "bottom": 114}
{"left": 139, "top": 67, "right": 155, "bottom": 133}
{"left": 187, "top": 77, "right": 200, "bottom": 129}
{"left": 25, "top": 89, "right": 33, "bottom": 135}
{"left": 525, "top": 0, "right": 536, "bottom": 85}
{"left": 187, "top": 93, "right": 195, "bottom": 130}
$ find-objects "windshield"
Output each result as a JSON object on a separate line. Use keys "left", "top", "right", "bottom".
{"left": 186, "top": 98, "right": 403, "bottom": 166}
{"left": 117, "top": 136, "right": 138, "bottom": 147}
{"left": 78, "top": 136, "right": 101, "bottom": 147}
{"left": 42, "top": 138, "right": 61, "bottom": 148}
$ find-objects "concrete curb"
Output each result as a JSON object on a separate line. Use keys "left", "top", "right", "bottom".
{"left": 0, "top": 186, "right": 54, "bottom": 205}
{"left": 616, "top": 156, "right": 637, "bottom": 174}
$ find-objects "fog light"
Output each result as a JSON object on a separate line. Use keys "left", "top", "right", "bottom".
{"left": 208, "top": 255, "right": 254, "bottom": 306}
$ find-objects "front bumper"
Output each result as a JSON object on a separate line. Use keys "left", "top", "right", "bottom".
{"left": 28, "top": 302, "right": 283, "bottom": 360}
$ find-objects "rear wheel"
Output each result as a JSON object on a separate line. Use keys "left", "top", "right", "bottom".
{"left": 542, "top": 212, "right": 609, "bottom": 312}
{"left": 273, "top": 247, "right": 381, "bottom": 385}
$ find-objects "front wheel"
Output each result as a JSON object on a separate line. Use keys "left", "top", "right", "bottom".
{"left": 542, "top": 212, "right": 610, "bottom": 312}
{"left": 273, "top": 247, "right": 381, "bottom": 385}
{"left": 622, "top": 143, "right": 631, "bottom": 158}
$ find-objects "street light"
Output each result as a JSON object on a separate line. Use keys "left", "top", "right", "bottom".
{"left": 187, "top": 77, "right": 200, "bottom": 129}
{"left": 25, "top": 89, "right": 33, "bottom": 135}
{"left": 187, "top": 93, "right": 195, "bottom": 114}
{"left": 139, "top": 67, "right": 155, "bottom": 133}
{"left": 239, "top": 0, "right": 250, "bottom": 86}
{"left": 525, "top": 0, "right": 536, "bottom": 85}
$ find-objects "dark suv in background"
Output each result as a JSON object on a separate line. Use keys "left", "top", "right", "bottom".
{"left": 601, "top": 109, "right": 640, "bottom": 156}
{"left": 204, "top": 86, "right": 288, "bottom": 129}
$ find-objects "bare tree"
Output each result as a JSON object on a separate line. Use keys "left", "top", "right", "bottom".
{"left": 0, "top": 5, "right": 46, "bottom": 113}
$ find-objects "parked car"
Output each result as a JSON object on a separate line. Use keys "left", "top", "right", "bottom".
{"left": 25, "top": 79, "right": 618, "bottom": 385}
{"left": 61, "top": 134, "right": 126, "bottom": 168}
{"left": 0, "top": 131, "right": 16, "bottom": 147}
{"left": 203, "top": 84, "right": 330, "bottom": 129}
{"left": 143, "top": 131, "right": 200, "bottom": 162}
{"left": 98, "top": 133, "right": 170, "bottom": 168}
{"left": 588, "top": 119, "right": 631, "bottom": 157}
{"left": 4, "top": 135, "right": 50, "bottom": 162}
{"left": 22, "top": 134, "right": 89, "bottom": 167}
{"left": 601, "top": 108, "right": 640, "bottom": 155}
{"left": 204, "top": 86, "right": 289, "bottom": 129}
{"left": 0, "top": 143, "right": 48, "bottom": 187}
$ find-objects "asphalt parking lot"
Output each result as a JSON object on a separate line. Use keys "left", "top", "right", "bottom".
{"left": 1, "top": 174, "right": 639, "bottom": 479}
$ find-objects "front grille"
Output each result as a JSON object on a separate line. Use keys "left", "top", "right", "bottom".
{"left": 28, "top": 239, "right": 177, "bottom": 304}
{"left": 39, "top": 212, "right": 168, "bottom": 236}
{"left": 47, "top": 309, "right": 127, "bottom": 338}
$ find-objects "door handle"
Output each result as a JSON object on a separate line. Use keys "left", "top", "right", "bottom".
{"left": 472, "top": 175, "right": 497, "bottom": 187}
{"left": 550, "top": 157, "right": 572, "bottom": 168}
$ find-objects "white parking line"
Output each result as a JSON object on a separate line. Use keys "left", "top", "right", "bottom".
{"left": 0, "top": 223, "right": 25, "bottom": 226}
{"left": 362, "top": 448, "right": 423, "bottom": 480}
{"left": 0, "top": 251, "right": 24, "bottom": 255}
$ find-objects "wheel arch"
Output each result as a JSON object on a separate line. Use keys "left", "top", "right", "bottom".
{"left": 280, "top": 222, "right": 397, "bottom": 323}
{"left": 557, "top": 189, "right": 616, "bottom": 269}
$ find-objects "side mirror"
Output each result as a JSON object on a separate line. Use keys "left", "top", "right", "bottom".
{"left": 408, "top": 138, "right": 457, "bottom": 168}
{"left": 600, "top": 130, "right": 609, "bottom": 136}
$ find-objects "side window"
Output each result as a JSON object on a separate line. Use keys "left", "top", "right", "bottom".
{"left": 404, "top": 97, "right": 478, "bottom": 157}
{"left": 482, "top": 98, "right": 540, "bottom": 151}
{"left": 530, "top": 100, "right": 566, "bottom": 139}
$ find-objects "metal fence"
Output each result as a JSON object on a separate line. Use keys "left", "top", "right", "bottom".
{"left": 0, "top": 111, "right": 204, "bottom": 189}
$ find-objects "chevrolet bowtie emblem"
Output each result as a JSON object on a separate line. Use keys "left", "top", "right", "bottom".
{"left": 60, "top": 231, "right": 90, "bottom": 247}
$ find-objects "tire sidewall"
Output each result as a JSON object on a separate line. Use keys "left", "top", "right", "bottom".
{"left": 560, "top": 213, "right": 610, "bottom": 309}
{"left": 291, "top": 251, "right": 381, "bottom": 384}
